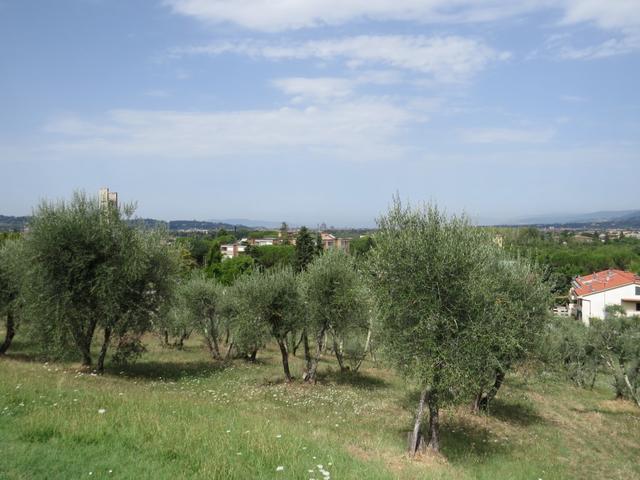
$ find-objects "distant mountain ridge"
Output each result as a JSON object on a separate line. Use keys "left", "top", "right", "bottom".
{"left": 503, "top": 209, "right": 640, "bottom": 228}
{"left": 0, "top": 215, "right": 30, "bottom": 231}
{"left": 3, "top": 209, "right": 639, "bottom": 232}
{"left": 0, "top": 215, "right": 252, "bottom": 232}
{"left": 208, "top": 218, "right": 283, "bottom": 229}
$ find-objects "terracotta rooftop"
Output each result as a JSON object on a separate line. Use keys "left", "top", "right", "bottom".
{"left": 572, "top": 269, "right": 640, "bottom": 296}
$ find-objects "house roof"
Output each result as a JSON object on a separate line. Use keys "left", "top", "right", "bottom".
{"left": 572, "top": 269, "right": 640, "bottom": 297}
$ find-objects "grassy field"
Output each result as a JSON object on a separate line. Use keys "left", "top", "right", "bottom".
{"left": 1, "top": 332, "right": 639, "bottom": 480}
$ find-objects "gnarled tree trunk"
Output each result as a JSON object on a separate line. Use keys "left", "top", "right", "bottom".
{"left": 248, "top": 349, "right": 258, "bottom": 362}
{"left": 0, "top": 311, "right": 16, "bottom": 355}
{"left": 483, "top": 369, "right": 505, "bottom": 409}
{"left": 303, "top": 330, "right": 312, "bottom": 372}
{"left": 304, "top": 327, "right": 325, "bottom": 383}
{"left": 408, "top": 386, "right": 429, "bottom": 455}
{"left": 277, "top": 337, "right": 292, "bottom": 382}
{"left": 74, "top": 317, "right": 97, "bottom": 368}
{"left": 293, "top": 330, "right": 305, "bottom": 356}
{"left": 96, "top": 327, "right": 111, "bottom": 374}
{"left": 204, "top": 332, "right": 222, "bottom": 361}
{"left": 427, "top": 391, "right": 440, "bottom": 452}
{"left": 472, "top": 368, "right": 506, "bottom": 413}
{"left": 333, "top": 336, "right": 348, "bottom": 372}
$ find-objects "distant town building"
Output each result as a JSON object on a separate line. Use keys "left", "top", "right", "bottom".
{"left": 220, "top": 243, "right": 247, "bottom": 259}
{"left": 248, "top": 237, "right": 276, "bottom": 247}
{"left": 553, "top": 305, "right": 570, "bottom": 317}
{"left": 320, "top": 232, "right": 350, "bottom": 252}
{"left": 569, "top": 269, "right": 640, "bottom": 324}
{"left": 278, "top": 229, "right": 298, "bottom": 245}
{"left": 98, "top": 187, "right": 118, "bottom": 210}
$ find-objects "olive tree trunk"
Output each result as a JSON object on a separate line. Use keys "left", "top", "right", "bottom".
{"left": 0, "top": 311, "right": 16, "bottom": 355}
{"left": 96, "top": 327, "right": 112, "bottom": 374}
{"left": 303, "top": 330, "right": 312, "bottom": 372}
{"left": 333, "top": 336, "right": 348, "bottom": 372}
{"left": 293, "top": 330, "right": 305, "bottom": 356}
{"left": 277, "top": 337, "right": 293, "bottom": 382}
{"left": 408, "top": 386, "right": 429, "bottom": 455}
{"left": 427, "top": 392, "right": 440, "bottom": 452}
{"left": 304, "top": 328, "right": 325, "bottom": 383}
{"left": 472, "top": 369, "right": 506, "bottom": 413}
{"left": 204, "top": 330, "right": 222, "bottom": 361}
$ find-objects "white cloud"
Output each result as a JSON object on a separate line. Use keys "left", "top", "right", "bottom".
{"left": 554, "top": 35, "right": 640, "bottom": 60}
{"left": 164, "top": 0, "right": 547, "bottom": 32}
{"left": 165, "top": 0, "right": 640, "bottom": 34}
{"left": 44, "top": 101, "right": 416, "bottom": 161}
{"left": 271, "top": 71, "right": 403, "bottom": 102}
{"left": 172, "top": 35, "right": 510, "bottom": 83}
{"left": 561, "top": 0, "right": 640, "bottom": 31}
{"left": 165, "top": 1, "right": 640, "bottom": 59}
{"left": 461, "top": 127, "right": 555, "bottom": 144}
{"left": 551, "top": 0, "right": 640, "bottom": 59}
{"left": 272, "top": 77, "right": 355, "bottom": 102}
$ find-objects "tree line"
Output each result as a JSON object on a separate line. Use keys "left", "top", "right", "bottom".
{"left": 500, "top": 227, "right": 640, "bottom": 296}
{"left": 543, "top": 307, "right": 640, "bottom": 407}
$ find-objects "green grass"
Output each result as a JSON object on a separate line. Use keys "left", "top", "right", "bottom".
{"left": 1, "top": 333, "right": 639, "bottom": 479}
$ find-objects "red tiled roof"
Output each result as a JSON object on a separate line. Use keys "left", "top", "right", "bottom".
{"left": 572, "top": 269, "right": 640, "bottom": 296}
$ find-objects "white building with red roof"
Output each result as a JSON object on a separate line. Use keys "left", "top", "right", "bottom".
{"left": 569, "top": 269, "right": 640, "bottom": 324}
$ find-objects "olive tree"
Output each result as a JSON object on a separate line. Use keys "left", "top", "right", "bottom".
{"left": 592, "top": 309, "right": 640, "bottom": 406}
{"left": 293, "top": 226, "right": 322, "bottom": 370}
{"left": 541, "top": 316, "right": 600, "bottom": 388}
{"left": 232, "top": 267, "right": 301, "bottom": 381}
{"left": 224, "top": 282, "right": 269, "bottom": 362}
{"left": 23, "top": 192, "right": 181, "bottom": 372}
{"left": 0, "top": 239, "right": 25, "bottom": 355}
{"left": 179, "top": 274, "right": 227, "bottom": 360}
{"left": 467, "top": 256, "right": 551, "bottom": 413}
{"left": 367, "top": 199, "right": 499, "bottom": 454}
{"left": 301, "top": 248, "right": 369, "bottom": 383}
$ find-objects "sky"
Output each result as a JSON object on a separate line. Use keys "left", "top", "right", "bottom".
{"left": 1, "top": 0, "right": 639, "bottom": 227}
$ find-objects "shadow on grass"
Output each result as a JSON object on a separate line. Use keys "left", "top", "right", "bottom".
{"left": 396, "top": 391, "right": 542, "bottom": 464}
{"left": 318, "top": 367, "right": 390, "bottom": 390}
{"left": 1, "top": 338, "right": 77, "bottom": 364}
{"left": 393, "top": 417, "right": 513, "bottom": 464}
{"left": 106, "top": 360, "right": 228, "bottom": 381}
{"left": 569, "top": 403, "right": 640, "bottom": 417}
{"left": 485, "top": 398, "right": 545, "bottom": 426}
{"left": 1, "top": 351, "right": 47, "bottom": 363}
{"left": 441, "top": 419, "right": 513, "bottom": 462}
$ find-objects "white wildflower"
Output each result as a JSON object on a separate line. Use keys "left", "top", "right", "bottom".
{"left": 276, "top": 466, "right": 285, "bottom": 472}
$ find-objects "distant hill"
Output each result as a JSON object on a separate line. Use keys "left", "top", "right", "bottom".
{"left": 0, "top": 215, "right": 30, "bottom": 231}
{"left": 503, "top": 209, "right": 640, "bottom": 229}
{"left": 208, "top": 218, "right": 283, "bottom": 229}
{"left": 168, "top": 220, "right": 245, "bottom": 231}
{"left": 0, "top": 215, "right": 246, "bottom": 232}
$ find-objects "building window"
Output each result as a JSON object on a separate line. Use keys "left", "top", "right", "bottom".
{"left": 636, "top": 286, "right": 640, "bottom": 296}
{"left": 637, "top": 303, "right": 640, "bottom": 312}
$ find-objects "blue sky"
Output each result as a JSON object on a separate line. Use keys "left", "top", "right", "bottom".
{"left": 1, "top": 0, "right": 639, "bottom": 226}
